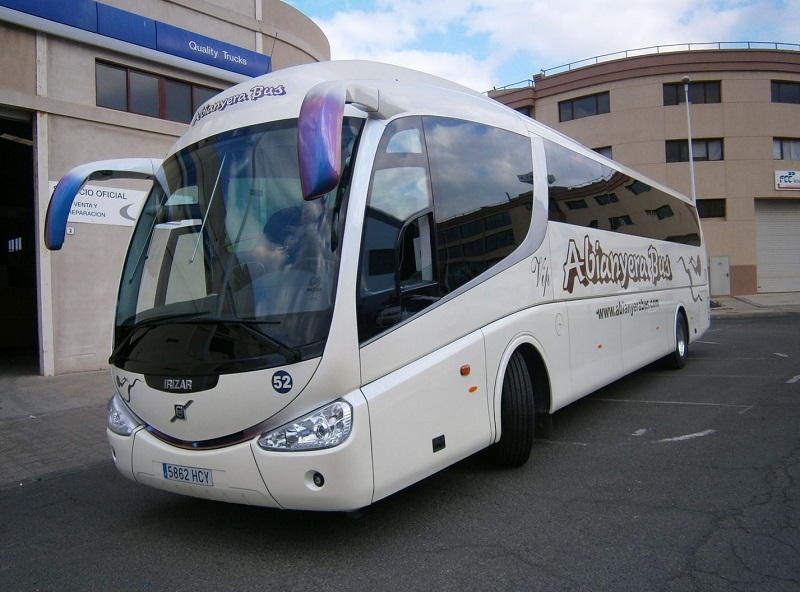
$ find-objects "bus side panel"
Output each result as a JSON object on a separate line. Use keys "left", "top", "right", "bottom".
{"left": 565, "top": 297, "right": 623, "bottom": 397}
{"left": 548, "top": 222, "right": 709, "bottom": 405}
{"left": 619, "top": 289, "right": 672, "bottom": 372}
{"left": 687, "top": 285, "right": 711, "bottom": 341}
{"left": 363, "top": 330, "right": 490, "bottom": 503}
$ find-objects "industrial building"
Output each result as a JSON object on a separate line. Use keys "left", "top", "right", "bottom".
{"left": 0, "top": 0, "right": 329, "bottom": 375}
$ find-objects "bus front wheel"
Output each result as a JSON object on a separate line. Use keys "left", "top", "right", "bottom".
{"left": 490, "top": 351, "right": 534, "bottom": 467}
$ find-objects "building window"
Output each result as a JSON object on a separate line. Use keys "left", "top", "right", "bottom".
{"left": 609, "top": 215, "right": 633, "bottom": 231}
{"left": 129, "top": 70, "right": 160, "bottom": 117}
{"left": 646, "top": 205, "right": 674, "bottom": 220}
{"left": 96, "top": 61, "right": 220, "bottom": 123}
{"left": 666, "top": 139, "right": 724, "bottom": 163}
{"left": 663, "top": 81, "right": 721, "bottom": 105}
{"left": 771, "top": 80, "right": 800, "bottom": 104}
{"left": 593, "top": 146, "right": 613, "bottom": 159}
{"left": 559, "top": 92, "right": 610, "bottom": 122}
{"left": 697, "top": 199, "right": 726, "bottom": 219}
{"left": 594, "top": 193, "right": 619, "bottom": 206}
{"left": 774, "top": 138, "right": 800, "bottom": 160}
{"left": 565, "top": 199, "right": 588, "bottom": 210}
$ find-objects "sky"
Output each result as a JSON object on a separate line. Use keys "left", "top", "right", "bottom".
{"left": 283, "top": 0, "right": 799, "bottom": 92}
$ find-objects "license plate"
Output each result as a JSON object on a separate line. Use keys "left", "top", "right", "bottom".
{"left": 162, "top": 463, "right": 214, "bottom": 487}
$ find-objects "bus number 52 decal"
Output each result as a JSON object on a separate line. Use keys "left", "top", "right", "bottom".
{"left": 272, "top": 371, "right": 293, "bottom": 393}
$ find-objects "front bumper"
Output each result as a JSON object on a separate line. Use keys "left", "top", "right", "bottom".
{"left": 107, "top": 391, "right": 374, "bottom": 511}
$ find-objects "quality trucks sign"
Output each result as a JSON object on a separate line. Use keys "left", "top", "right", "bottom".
{"left": 49, "top": 182, "right": 147, "bottom": 227}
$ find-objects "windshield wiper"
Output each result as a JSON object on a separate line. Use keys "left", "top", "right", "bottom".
{"left": 230, "top": 320, "right": 300, "bottom": 364}
{"left": 185, "top": 317, "right": 299, "bottom": 363}
{"left": 191, "top": 152, "right": 226, "bottom": 264}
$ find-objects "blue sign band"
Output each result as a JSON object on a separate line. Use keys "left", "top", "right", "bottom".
{"left": 0, "top": 0, "right": 271, "bottom": 77}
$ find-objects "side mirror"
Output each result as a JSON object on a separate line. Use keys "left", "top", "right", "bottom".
{"left": 297, "top": 81, "right": 380, "bottom": 200}
{"left": 45, "top": 158, "right": 162, "bottom": 250}
{"left": 297, "top": 83, "right": 346, "bottom": 200}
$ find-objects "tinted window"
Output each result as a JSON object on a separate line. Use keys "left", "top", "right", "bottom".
{"left": 193, "top": 86, "right": 219, "bottom": 112}
{"left": 129, "top": 71, "right": 160, "bottom": 117}
{"left": 96, "top": 63, "right": 127, "bottom": 111}
{"left": 665, "top": 139, "right": 724, "bottom": 163}
{"left": 165, "top": 79, "right": 193, "bottom": 123}
{"left": 357, "top": 117, "right": 534, "bottom": 342}
{"left": 95, "top": 60, "right": 219, "bottom": 122}
{"left": 424, "top": 117, "right": 533, "bottom": 293}
{"left": 697, "top": 199, "right": 726, "bottom": 218}
{"left": 559, "top": 92, "right": 610, "bottom": 122}
{"left": 663, "top": 81, "right": 721, "bottom": 105}
{"left": 544, "top": 139, "right": 701, "bottom": 245}
{"left": 358, "top": 117, "right": 435, "bottom": 341}
{"left": 772, "top": 80, "right": 800, "bottom": 104}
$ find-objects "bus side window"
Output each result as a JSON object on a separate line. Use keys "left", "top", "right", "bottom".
{"left": 423, "top": 117, "right": 534, "bottom": 293}
{"left": 358, "top": 117, "right": 435, "bottom": 342}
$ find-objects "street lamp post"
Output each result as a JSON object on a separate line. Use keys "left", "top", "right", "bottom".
{"left": 682, "top": 75, "right": 697, "bottom": 203}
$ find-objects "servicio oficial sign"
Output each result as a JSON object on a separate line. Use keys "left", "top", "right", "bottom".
{"left": 775, "top": 170, "right": 800, "bottom": 190}
{"left": 49, "top": 181, "right": 147, "bottom": 227}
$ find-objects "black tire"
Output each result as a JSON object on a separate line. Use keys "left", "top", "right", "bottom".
{"left": 490, "top": 350, "right": 534, "bottom": 467}
{"left": 663, "top": 314, "right": 688, "bottom": 370}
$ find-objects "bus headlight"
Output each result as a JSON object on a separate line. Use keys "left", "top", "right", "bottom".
{"left": 258, "top": 400, "right": 352, "bottom": 451}
{"left": 107, "top": 393, "right": 141, "bottom": 436}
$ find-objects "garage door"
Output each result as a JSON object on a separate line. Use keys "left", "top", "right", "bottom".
{"left": 755, "top": 200, "right": 800, "bottom": 293}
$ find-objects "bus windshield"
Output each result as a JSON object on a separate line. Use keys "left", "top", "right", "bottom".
{"left": 112, "top": 118, "right": 363, "bottom": 375}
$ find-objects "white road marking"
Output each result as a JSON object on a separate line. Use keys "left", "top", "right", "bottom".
{"left": 632, "top": 429, "right": 648, "bottom": 437}
{"left": 775, "top": 353, "right": 788, "bottom": 358}
{"left": 594, "top": 398, "right": 751, "bottom": 411}
{"left": 658, "top": 429, "right": 716, "bottom": 443}
{"left": 788, "top": 375, "right": 800, "bottom": 384}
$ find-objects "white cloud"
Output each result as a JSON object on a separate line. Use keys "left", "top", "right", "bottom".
{"left": 463, "top": 0, "right": 748, "bottom": 68}
{"left": 307, "top": 2, "right": 496, "bottom": 90}
{"left": 289, "top": 0, "right": 798, "bottom": 90}
{"left": 372, "top": 49, "right": 496, "bottom": 91}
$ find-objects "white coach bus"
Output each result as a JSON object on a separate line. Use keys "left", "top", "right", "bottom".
{"left": 45, "top": 61, "right": 709, "bottom": 511}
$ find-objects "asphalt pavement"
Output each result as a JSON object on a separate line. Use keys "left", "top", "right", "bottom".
{"left": 1, "top": 292, "right": 800, "bottom": 490}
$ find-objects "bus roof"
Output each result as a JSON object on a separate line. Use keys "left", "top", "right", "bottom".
{"left": 174, "top": 60, "right": 501, "bottom": 153}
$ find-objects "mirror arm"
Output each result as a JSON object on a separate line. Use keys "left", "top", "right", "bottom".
{"left": 44, "top": 158, "right": 161, "bottom": 250}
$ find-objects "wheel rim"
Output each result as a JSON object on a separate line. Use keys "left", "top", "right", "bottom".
{"left": 677, "top": 322, "right": 686, "bottom": 357}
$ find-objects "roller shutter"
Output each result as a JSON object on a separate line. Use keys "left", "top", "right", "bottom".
{"left": 755, "top": 200, "right": 800, "bottom": 293}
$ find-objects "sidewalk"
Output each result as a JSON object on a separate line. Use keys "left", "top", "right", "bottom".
{"left": 2, "top": 292, "right": 800, "bottom": 489}
{"left": 0, "top": 368, "right": 111, "bottom": 488}
{"left": 709, "top": 292, "right": 800, "bottom": 317}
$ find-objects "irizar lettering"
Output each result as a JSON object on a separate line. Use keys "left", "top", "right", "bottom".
{"left": 562, "top": 236, "right": 672, "bottom": 293}
{"left": 164, "top": 378, "right": 193, "bottom": 391}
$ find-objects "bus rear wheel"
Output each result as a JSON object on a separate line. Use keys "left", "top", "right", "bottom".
{"left": 490, "top": 350, "right": 534, "bottom": 467}
{"left": 663, "top": 314, "right": 688, "bottom": 370}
